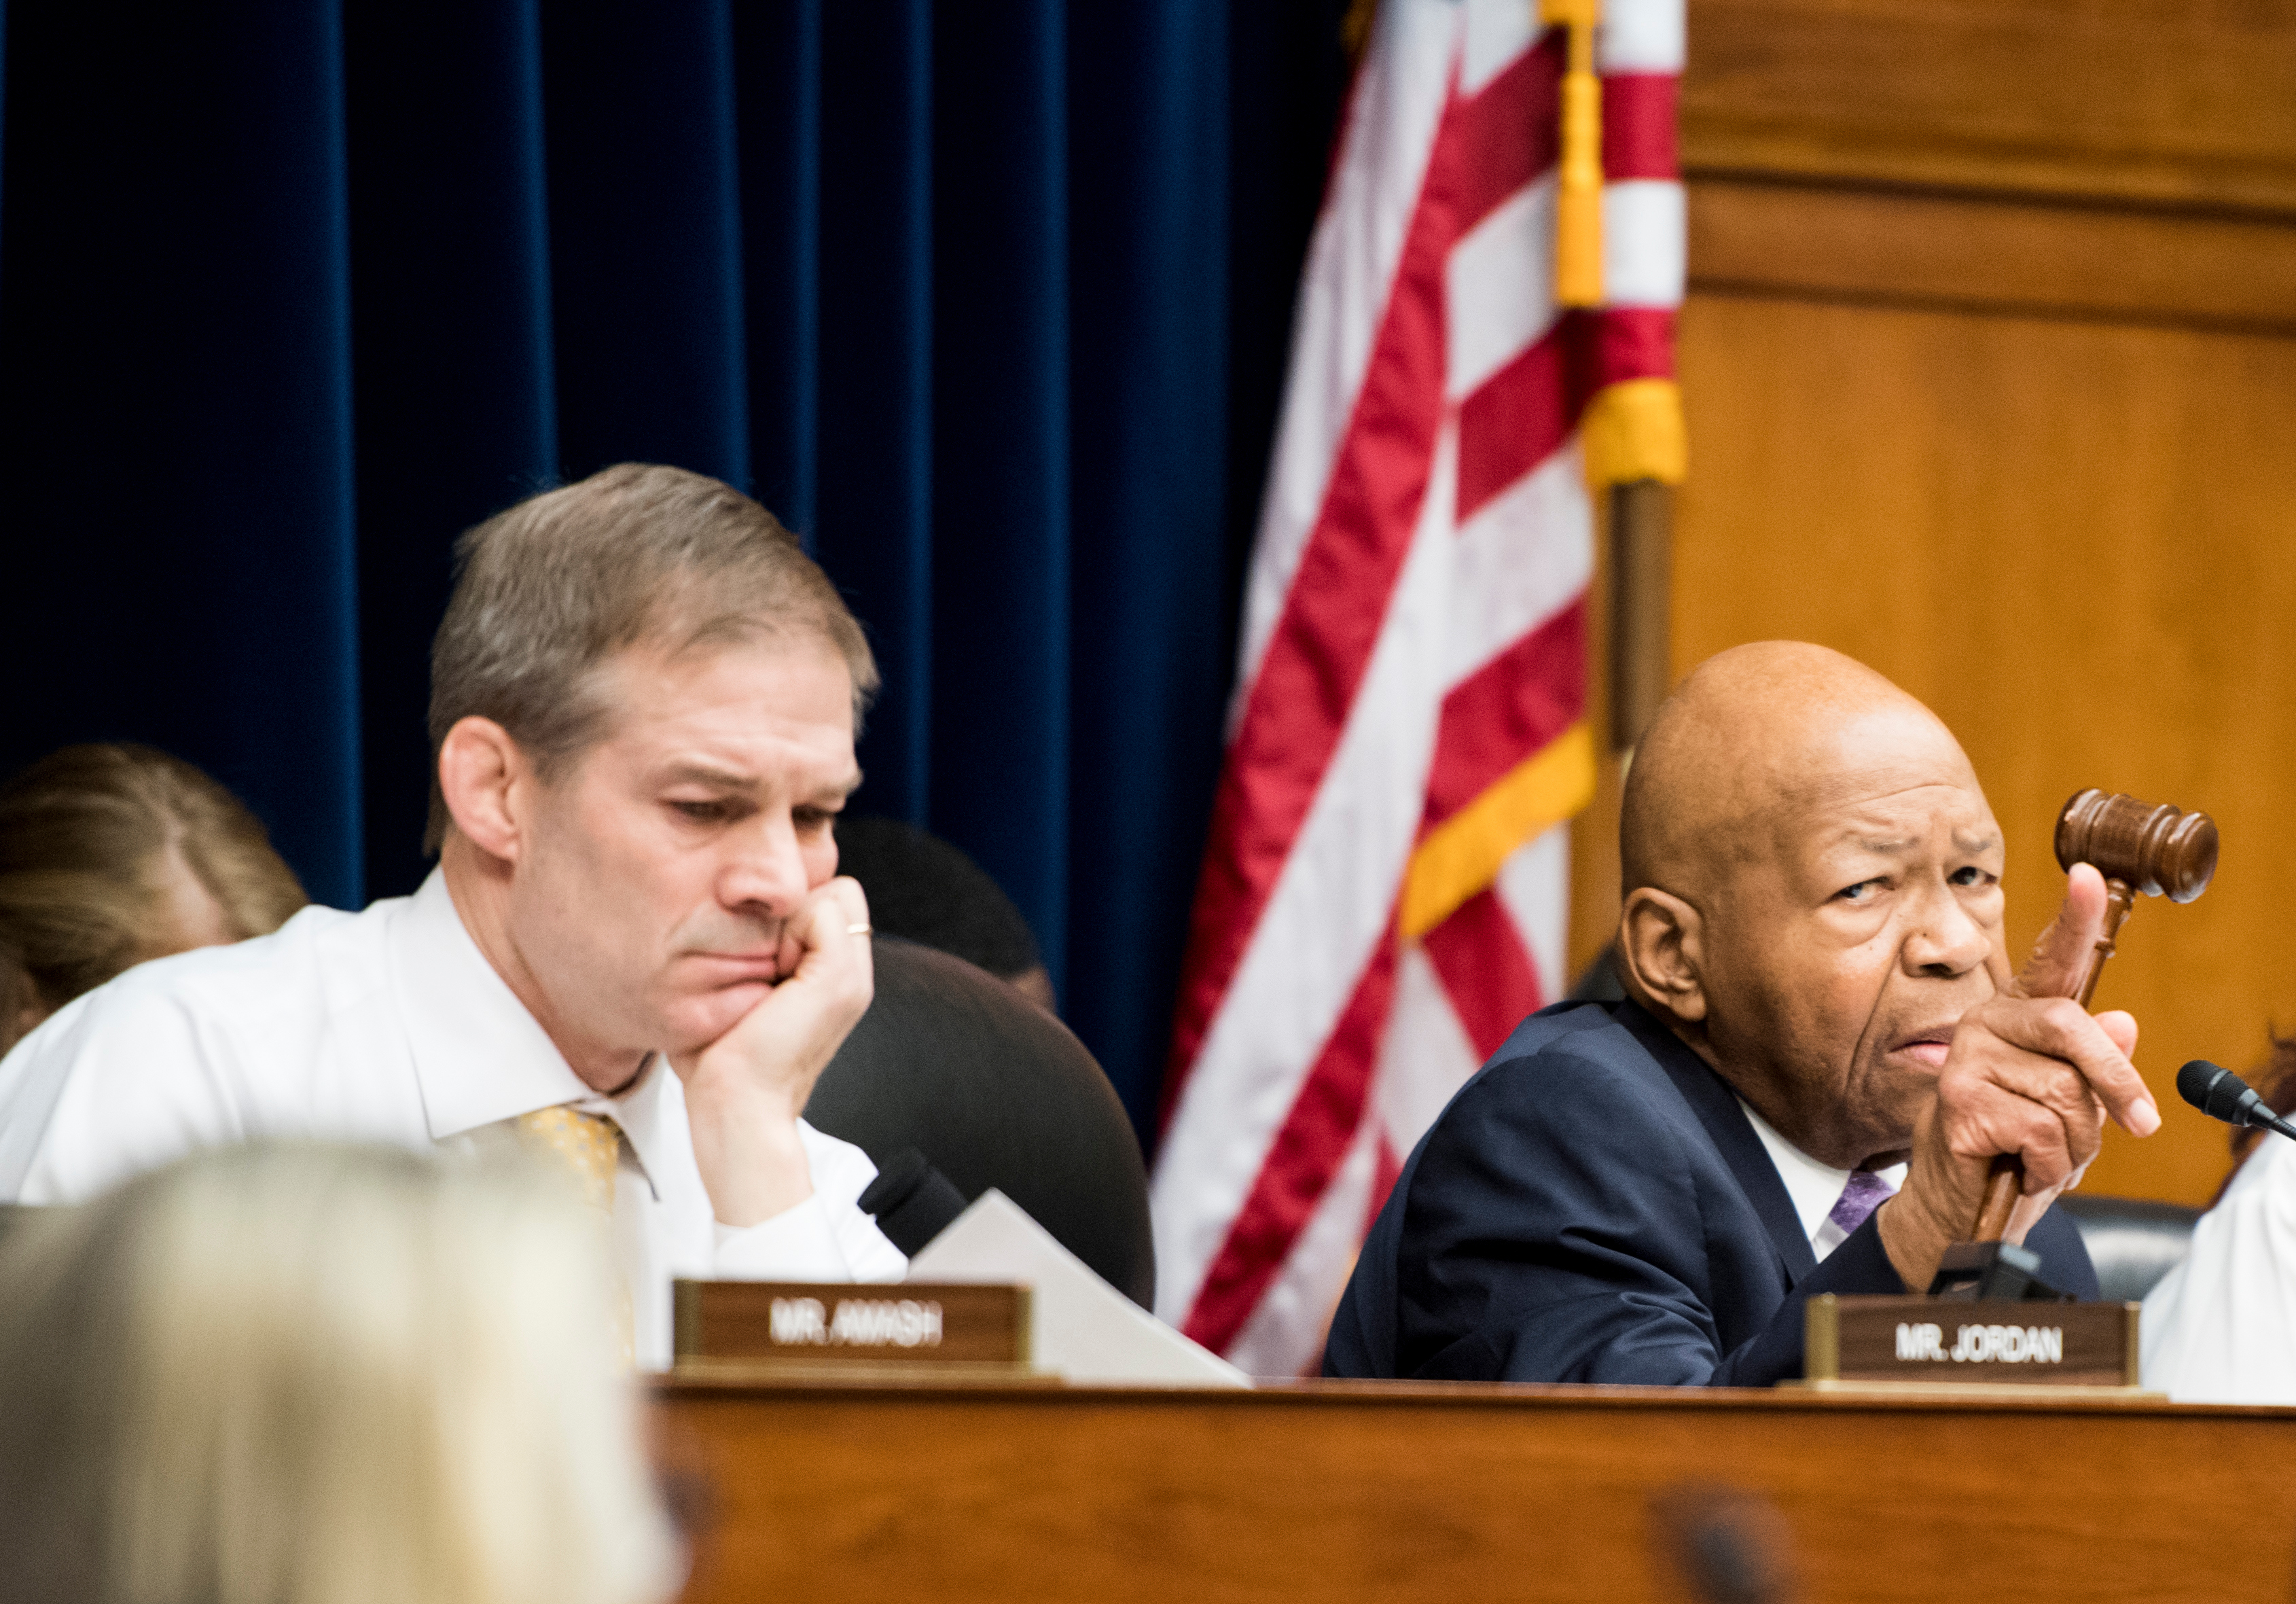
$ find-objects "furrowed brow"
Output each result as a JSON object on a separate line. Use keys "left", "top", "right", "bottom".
{"left": 809, "top": 768, "right": 863, "bottom": 806}
{"left": 660, "top": 761, "right": 758, "bottom": 791}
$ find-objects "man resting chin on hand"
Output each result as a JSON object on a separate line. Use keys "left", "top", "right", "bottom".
{"left": 0, "top": 465, "right": 906, "bottom": 1369}
{"left": 1325, "top": 641, "right": 2158, "bottom": 1385}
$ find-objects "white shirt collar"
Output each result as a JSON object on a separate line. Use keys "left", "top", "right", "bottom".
{"left": 1736, "top": 1097, "right": 1907, "bottom": 1248}
{"left": 387, "top": 869, "right": 677, "bottom": 1194}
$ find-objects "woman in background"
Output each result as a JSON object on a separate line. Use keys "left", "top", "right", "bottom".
{"left": 0, "top": 743, "right": 306, "bottom": 1054}
{"left": 0, "top": 1141, "right": 677, "bottom": 1604}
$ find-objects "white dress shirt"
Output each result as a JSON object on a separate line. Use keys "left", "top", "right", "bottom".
{"left": 1738, "top": 1100, "right": 1907, "bottom": 1263}
{"left": 0, "top": 869, "right": 904, "bottom": 1368}
{"left": 2141, "top": 1134, "right": 2296, "bottom": 1404}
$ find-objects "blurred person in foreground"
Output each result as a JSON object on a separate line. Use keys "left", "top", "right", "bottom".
{"left": 0, "top": 1141, "right": 675, "bottom": 1604}
{"left": 0, "top": 742, "right": 306, "bottom": 1056}
{"left": 1326, "top": 642, "right": 2154, "bottom": 1385}
{"left": 0, "top": 465, "right": 903, "bottom": 1367}
{"left": 2142, "top": 1036, "right": 2296, "bottom": 1402}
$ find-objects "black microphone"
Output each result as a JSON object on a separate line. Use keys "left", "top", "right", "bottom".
{"left": 2176, "top": 1060, "right": 2296, "bottom": 1143}
{"left": 857, "top": 1147, "right": 970, "bottom": 1255}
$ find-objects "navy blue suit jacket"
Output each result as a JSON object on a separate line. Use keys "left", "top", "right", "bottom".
{"left": 1323, "top": 999, "right": 2098, "bottom": 1385}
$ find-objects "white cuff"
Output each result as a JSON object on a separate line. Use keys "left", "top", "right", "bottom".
{"left": 712, "top": 1198, "right": 852, "bottom": 1281}
{"left": 708, "top": 1119, "right": 908, "bottom": 1284}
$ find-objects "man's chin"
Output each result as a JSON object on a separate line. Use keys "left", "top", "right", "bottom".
{"left": 1849, "top": 1067, "right": 1929, "bottom": 1159}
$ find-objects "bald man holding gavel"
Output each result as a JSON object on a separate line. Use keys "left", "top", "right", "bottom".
{"left": 1324, "top": 641, "right": 2161, "bottom": 1385}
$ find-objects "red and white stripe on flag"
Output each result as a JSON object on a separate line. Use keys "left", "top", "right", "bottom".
{"left": 1151, "top": 0, "right": 1685, "bottom": 1377}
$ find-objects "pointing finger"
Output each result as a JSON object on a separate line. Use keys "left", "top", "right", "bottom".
{"left": 2007, "top": 862, "right": 2108, "bottom": 1001}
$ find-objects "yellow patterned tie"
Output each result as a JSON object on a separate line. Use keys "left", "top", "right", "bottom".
{"left": 516, "top": 1105, "right": 622, "bottom": 1210}
{"left": 514, "top": 1105, "right": 633, "bottom": 1361}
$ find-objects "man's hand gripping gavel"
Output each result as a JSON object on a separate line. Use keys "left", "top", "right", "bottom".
{"left": 1876, "top": 791, "right": 2216, "bottom": 1296}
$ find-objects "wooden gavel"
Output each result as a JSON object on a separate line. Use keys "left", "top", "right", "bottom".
{"left": 1967, "top": 789, "right": 2219, "bottom": 1242}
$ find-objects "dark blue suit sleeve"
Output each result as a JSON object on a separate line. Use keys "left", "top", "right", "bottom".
{"left": 1723, "top": 1200, "right": 2096, "bottom": 1380}
{"left": 2023, "top": 1203, "right": 2101, "bottom": 1300}
{"left": 1391, "top": 1048, "right": 1909, "bottom": 1387}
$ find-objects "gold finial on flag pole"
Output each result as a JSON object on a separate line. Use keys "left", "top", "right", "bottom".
{"left": 1540, "top": 0, "right": 1604, "bottom": 308}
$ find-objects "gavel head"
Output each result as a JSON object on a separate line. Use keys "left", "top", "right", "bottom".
{"left": 2054, "top": 789, "right": 2219, "bottom": 904}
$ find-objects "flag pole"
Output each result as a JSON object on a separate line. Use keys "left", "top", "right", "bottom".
{"left": 1609, "top": 480, "right": 1671, "bottom": 753}
{"left": 1539, "top": 0, "right": 1680, "bottom": 754}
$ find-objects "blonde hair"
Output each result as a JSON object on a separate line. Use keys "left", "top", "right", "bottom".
{"left": 0, "top": 743, "right": 308, "bottom": 1052}
{"left": 0, "top": 1143, "right": 676, "bottom": 1604}
{"left": 425, "top": 463, "right": 878, "bottom": 853}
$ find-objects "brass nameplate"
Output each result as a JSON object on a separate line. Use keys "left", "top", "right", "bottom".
{"left": 1804, "top": 1293, "right": 2139, "bottom": 1388}
{"left": 673, "top": 1280, "right": 1031, "bottom": 1370}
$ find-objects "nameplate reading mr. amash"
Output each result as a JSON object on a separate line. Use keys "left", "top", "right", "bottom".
{"left": 1804, "top": 1293, "right": 2139, "bottom": 1389}
{"left": 672, "top": 1279, "right": 1031, "bottom": 1371}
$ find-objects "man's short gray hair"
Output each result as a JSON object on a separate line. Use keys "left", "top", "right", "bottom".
{"left": 424, "top": 463, "right": 878, "bottom": 853}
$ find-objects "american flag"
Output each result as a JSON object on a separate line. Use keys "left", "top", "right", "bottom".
{"left": 1151, "top": 0, "right": 1685, "bottom": 1376}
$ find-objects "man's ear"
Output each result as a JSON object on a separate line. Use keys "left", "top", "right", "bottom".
{"left": 1617, "top": 887, "right": 1708, "bottom": 1024}
{"left": 436, "top": 717, "right": 531, "bottom": 863}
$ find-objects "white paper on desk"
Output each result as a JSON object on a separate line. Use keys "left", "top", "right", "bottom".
{"left": 906, "top": 1190, "right": 1250, "bottom": 1389}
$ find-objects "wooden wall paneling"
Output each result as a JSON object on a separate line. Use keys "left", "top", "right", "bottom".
{"left": 1682, "top": 0, "right": 2296, "bottom": 215}
{"left": 1661, "top": 295, "right": 2296, "bottom": 1205}
{"left": 1689, "top": 179, "right": 2296, "bottom": 336}
{"left": 1566, "top": 0, "right": 2296, "bottom": 1207}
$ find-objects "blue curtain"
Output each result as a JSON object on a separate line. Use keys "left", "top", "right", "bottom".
{"left": 0, "top": 0, "right": 1348, "bottom": 1143}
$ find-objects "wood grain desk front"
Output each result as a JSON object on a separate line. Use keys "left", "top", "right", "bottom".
{"left": 654, "top": 1376, "right": 2296, "bottom": 1604}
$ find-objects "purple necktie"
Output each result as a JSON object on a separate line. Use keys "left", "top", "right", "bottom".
{"left": 1828, "top": 1169, "right": 1895, "bottom": 1236}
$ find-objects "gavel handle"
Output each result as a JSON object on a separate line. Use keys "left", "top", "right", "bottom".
{"left": 1969, "top": 876, "right": 2138, "bottom": 1241}
{"left": 2072, "top": 877, "right": 2138, "bottom": 1011}
{"left": 1973, "top": 1156, "right": 2021, "bottom": 1241}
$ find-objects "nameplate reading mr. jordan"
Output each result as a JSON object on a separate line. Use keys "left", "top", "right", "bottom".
{"left": 1804, "top": 1294, "right": 2138, "bottom": 1388}
{"left": 1894, "top": 1319, "right": 2066, "bottom": 1366}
